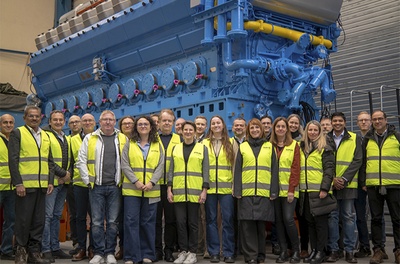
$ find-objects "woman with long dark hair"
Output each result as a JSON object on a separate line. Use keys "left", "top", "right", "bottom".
{"left": 270, "top": 117, "right": 301, "bottom": 263}
{"left": 121, "top": 116, "right": 164, "bottom": 264}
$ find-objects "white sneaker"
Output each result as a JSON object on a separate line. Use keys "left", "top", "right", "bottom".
{"left": 90, "top": 255, "right": 104, "bottom": 264}
{"left": 143, "top": 258, "right": 152, "bottom": 263}
{"left": 174, "top": 251, "right": 188, "bottom": 264}
{"left": 125, "top": 261, "right": 134, "bottom": 264}
{"left": 183, "top": 252, "right": 197, "bottom": 264}
{"left": 106, "top": 254, "right": 117, "bottom": 264}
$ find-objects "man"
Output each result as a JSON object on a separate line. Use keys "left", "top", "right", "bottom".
{"left": 155, "top": 109, "right": 182, "bottom": 262}
{"left": 76, "top": 110, "right": 126, "bottom": 264}
{"left": 65, "top": 115, "right": 82, "bottom": 255}
{"left": 321, "top": 116, "right": 333, "bottom": 134}
{"left": 151, "top": 113, "right": 160, "bottom": 131}
{"left": 0, "top": 114, "right": 15, "bottom": 260}
{"left": 195, "top": 116, "right": 207, "bottom": 143}
{"left": 260, "top": 115, "right": 272, "bottom": 140}
{"left": 353, "top": 112, "right": 372, "bottom": 258}
{"left": 175, "top": 118, "right": 185, "bottom": 136}
{"left": 326, "top": 112, "right": 362, "bottom": 263}
{"left": 194, "top": 115, "right": 209, "bottom": 257}
{"left": 70, "top": 114, "right": 96, "bottom": 261}
{"left": 360, "top": 110, "right": 400, "bottom": 264}
{"left": 9, "top": 105, "right": 54, "bottom": 264}
{"left": 232, "top": 117, "right": 246, "bottom": 144}
{"left": 42, "top": 111, "right": 72, "bottom": 262}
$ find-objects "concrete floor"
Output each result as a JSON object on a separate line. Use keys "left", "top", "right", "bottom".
{"left": 1, "top": 237, "right": 396, "bottom": 264}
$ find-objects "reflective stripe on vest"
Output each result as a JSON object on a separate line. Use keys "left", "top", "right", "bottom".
{"left": 122, "top": 141, "right": 161, "bottom": 198}
{"left": 366, "top": 134, "right": 400, "bottom": 186}
{"left": 18, "top": 126, "right": 50, "bottom": 188}
{"left": 70, "top": 134, "right": 86, "bottom": 187}
{"left": 46, "top": 131, "right": 71, "bottom": 186}
{"left": 159, "top": 133, "right": 181, "bottom": 185}
{"left": 335, "top": 131, "right": 358, "bottom": 188}
{"left": 300, "top": 148, "right": 332, "bottom": 193}
{"left": 172, "top": 143, "right": 204, "bottom": 203}
{"left": 0, "top": 137, "right": 12, "bottom": 191}
{"left": 239, "top": 141, "right": 272, "bottom": 197}
{"left": 203, "top": 138, "right": 233, "bottom": 194}
{"left": 277, "top": 141, "right": 299, "bottom": 198}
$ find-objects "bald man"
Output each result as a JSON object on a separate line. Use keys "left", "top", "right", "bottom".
{"left": 0, "top": 114, "right": 15, "bottom": 260}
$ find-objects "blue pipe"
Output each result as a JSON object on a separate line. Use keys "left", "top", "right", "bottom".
{"left": 201, "top": 0, "right": 215, "bottom": 45}
{"left": 289, "top": 82, "right": 307, "bottom": 110}
{"left": 227, "top": 0, "right": 247, "bottom": 38}
{"left": 214, "top": 0, "right": 228, "bottom": 42}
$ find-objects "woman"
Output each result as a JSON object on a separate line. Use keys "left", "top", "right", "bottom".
{"left": 167, "top": 121, "right": 209, "bottom": 264}
{"left": 203, "top": 116, "right": 235, "bottom": 263}
{"left": 287, "top": 114, "right": 303, "bottom": 141}
{"left": 233, "top": 118, "right": 278, "bottom": 264}
{"left": 270, "top": 117, "right": 301, "bottom": 263}
{"left": 116, "top": 115, "right": 135, "bottom": 260}
{"left": 299, "top": 121, "right": 335, "bottom": 264}
{"left": 287, "top": 114, "right": 308, "bottom": 258}
{"left": 121, "top": 116, "right": 164, "bottom": 264}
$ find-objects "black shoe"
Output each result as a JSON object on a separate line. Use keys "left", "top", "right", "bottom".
{"left": 273, "top": 244, "right": 282, "bottom": 255}
{"left": 354, "top": 247, "right": 371, "bottom": 258}
{"left": 15, "top": 247, "right": 27, "bottom": 264}
{"left": 155, "top": 252, "right": 163, "bottom": 261}
{"left": 224, "top": 257, "right": 235, "bottom": 263}
{"left": 0, "top": 252, "right": 15, "bottom": 260}
{"left": 28, "top": 252, "right": 51, "bottom": 264}
{"left": 310, "top": 251, "right": 325, "bottom": 264}
{"left": 164, "top": 252, "right": 174, "bottom": 262}
{"left": 304, "top": 250, "right": 317, "bottom": 263}
{"left": 42, "top": 252, "right": 55, "bottom": 263}
{"left": 211, "top": 255, "right": 220, "bottom": 263}
{"left": 326, "top": 251, "right": 340, "bottom": 263}
{"left": 51, "top": 249, "right": 71, "bottom": 259}
{"left": 345, "top": 252, "right": 357, "bottom": 263}
{"left": 276, "top": 251, "right": 289, "bottom": 263}
{"left": 290, "top": 251, "right": 301, "bottom": 263}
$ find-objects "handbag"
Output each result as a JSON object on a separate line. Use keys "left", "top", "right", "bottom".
{"left": 308, "top": 192, "right": 337, "bottom": 216}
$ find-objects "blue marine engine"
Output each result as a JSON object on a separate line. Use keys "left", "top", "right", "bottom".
{"left": 28, "top": 0, "right": 343, "bottom": 128}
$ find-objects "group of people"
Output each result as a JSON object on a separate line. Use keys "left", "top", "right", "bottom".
{"left": 0, "top": 106, "right": 399, "bottom": 264}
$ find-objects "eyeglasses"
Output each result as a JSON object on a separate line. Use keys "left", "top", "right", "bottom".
{"left": 122, "top": 122, "right": 134, "bottom": 126}
{"left": 357, "top": 119, "right": 371, "bottom": 123}
{"left": 82, "top": 119, "right": 94, "bottom": 123}
{"left": 27, "top": 115, "right": 40, "bottom": 119}
{"left": 69, "top": 121, "right": 81, "bottom": 125}
{"left": 137, "top": 123, "right": 149, "bottom": 127}
{"left": 372, "top": 117, "right": 384, "bottom": 122}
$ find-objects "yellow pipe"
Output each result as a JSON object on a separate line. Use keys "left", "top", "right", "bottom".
{"left": 218, "top": 19, "right": 333, "bottom": 49}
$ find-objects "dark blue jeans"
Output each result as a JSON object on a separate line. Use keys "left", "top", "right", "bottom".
{"left": 274, "top": 197, "right": 299, "bottom": 251}
{"left": 354, "top": 188, "right": 370, "bottom": 249}
{"left": 89, "top": 185, "right": 121, "bottom": 256}
{"left": 205, "top": 194, "right": 235, "bottom": 257}
{"left": 123, "top": 196, "right": 157, "bottom": 262}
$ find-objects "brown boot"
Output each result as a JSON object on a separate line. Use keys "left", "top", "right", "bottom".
{"left": 15, "top": 246, "right": 27, "bottom": 264}
{"left": 369, "top": 248, "right": 384, "bottom": 264}
{"left": 115, "top": 247, "right": 123, "bottom": 260}
{"left": 394, "top": 248, "right": 400, "bottom": 264}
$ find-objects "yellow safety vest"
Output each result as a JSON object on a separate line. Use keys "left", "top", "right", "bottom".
{"left": 239, "top": 141, "right": 273, "bottom": 197}
{"left": 172, "top": 143, "right": 205, "bottom": 203}
{"left": 87, "top": 132, "right": 126, "bottom": 187}
{"left": 0, "top": 136, "right": 12, "bottom": 191}
{"left": 46, "top": 131, "right": 71, "bottom": 186}
{"left": 122, "top": 141, "right": 161, "bottom": 198}
{"left": 300, "top": 148, "right": 332, "bottom": 193}
{"left": 365, "top": 134, "right": 400, "bottom": 186}
{"left": 277, "top": 141, "right": 299, "bottom": 198}
{"left": 335, "top": 131, "right": 358, "bottom": 188}
{"left": 203, "top": 138, "right": 233, "bottom": 194}
{"left": 158, "top": 133, "right": 181, "bottom": 185}
{"left": 70, "top": 134, "right": 87, "bottom": 187}
{"left": 18, "top": 126, "right": 50, "bottom": 188}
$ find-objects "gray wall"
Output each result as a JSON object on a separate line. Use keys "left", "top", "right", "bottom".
{"left": 329, "top": 0, "right": 400, "bottom": 131}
